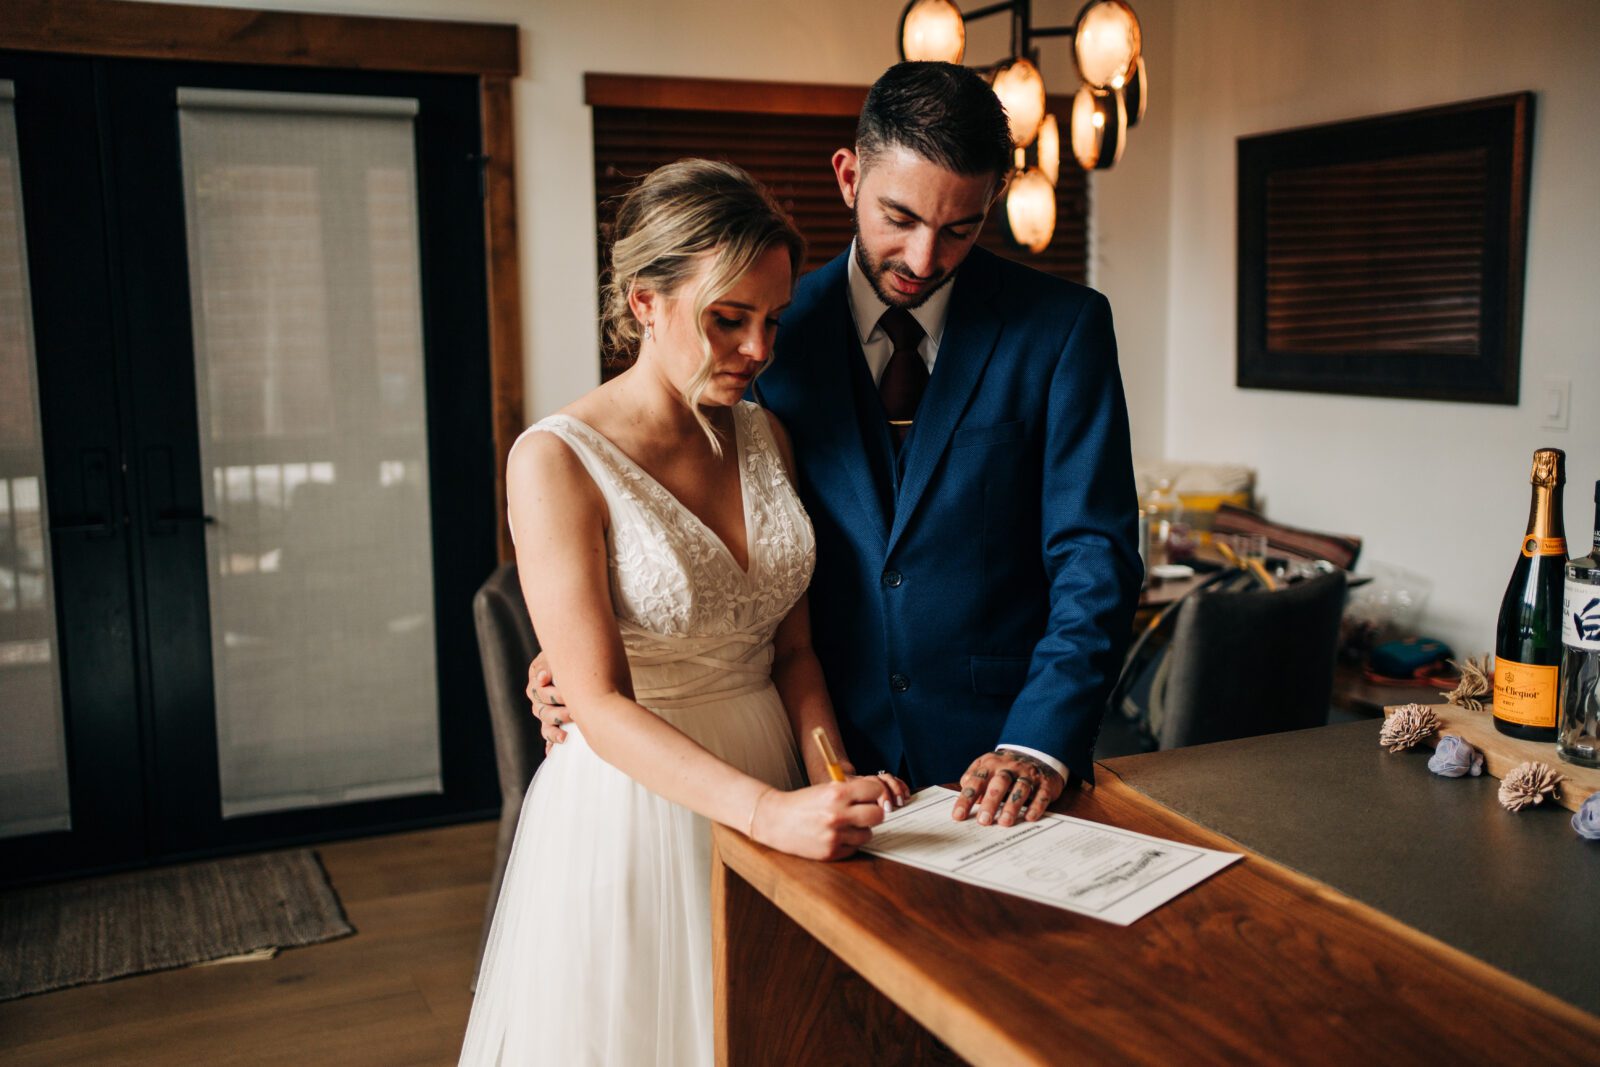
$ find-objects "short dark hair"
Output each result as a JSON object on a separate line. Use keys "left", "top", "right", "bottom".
{"left": 856, "top": 61, "right": 1013, "bottom": 180}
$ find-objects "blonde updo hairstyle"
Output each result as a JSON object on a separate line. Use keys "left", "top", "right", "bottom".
{"left": 601, "top": 159, "right": 805, "bottom": 455}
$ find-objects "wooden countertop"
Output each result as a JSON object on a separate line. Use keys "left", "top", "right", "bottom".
{"left": 713, "top": 731, "right": 1600, "bottom": 1064}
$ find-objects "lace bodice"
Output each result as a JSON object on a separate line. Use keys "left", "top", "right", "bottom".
{"left": 522, "top": 402, "right": 816, "bottom": 708}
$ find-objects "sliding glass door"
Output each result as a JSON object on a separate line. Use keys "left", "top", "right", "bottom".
{"left": 0, "top": 52, "right": 498, "bottom": 883}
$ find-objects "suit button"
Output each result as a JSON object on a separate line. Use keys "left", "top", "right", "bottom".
{"left": 882, "top": 569, "right": 903, "bottom": 587}
{"left": 890, "top": 673, "right": 910, "bottom": 692}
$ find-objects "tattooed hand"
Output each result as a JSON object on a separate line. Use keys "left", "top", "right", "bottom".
{"left": 951, "top": 749, "right": 1064, "bottom": 827}
{"left": 526, "top": 654, "right": 569, "bottom": 755}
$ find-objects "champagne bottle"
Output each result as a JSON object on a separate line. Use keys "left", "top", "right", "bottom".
{"left": 1493, "top": 448, "right": 1567, "bottom": 741}
{"left": 1557, "top": 480, "right": 1600, "bottom": 766}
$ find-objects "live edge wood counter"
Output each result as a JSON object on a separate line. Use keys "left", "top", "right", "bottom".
{"left": 711, "top": 762, "right": 1600, "bottom": 1065}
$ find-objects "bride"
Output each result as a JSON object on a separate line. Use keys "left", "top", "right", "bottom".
{"left": 461, "top": 160, "right": 908, "bottom": 1066}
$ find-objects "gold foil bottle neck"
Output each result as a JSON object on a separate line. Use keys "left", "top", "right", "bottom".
{"left": 1530, "top": 448, "right": 1565, "bottom": 488}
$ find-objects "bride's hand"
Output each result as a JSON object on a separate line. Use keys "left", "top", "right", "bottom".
{"left": 748, "top": 779, "right": 893, "bottom": 861}
{"left": 862, "top": 769, "right": 911, "bottom": 811}
{"left": 806, "top": 760, "right": 909, "bottom": 807}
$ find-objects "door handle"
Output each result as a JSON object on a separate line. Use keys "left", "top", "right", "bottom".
{"left": 144, "top": 446, "right": 212, "bottom": 535}
{"left": 156, "top": 510, "right": 216, "bottom": 525}
{"left": 50, "top": 517, "right": 117, "bottom": 534}
{"left": 50, "top": 448, "right": 119, "bottom": 538}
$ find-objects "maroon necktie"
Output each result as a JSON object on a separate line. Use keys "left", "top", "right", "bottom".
{"left": 877, "top": 306, "right": 928, "bottom": 448}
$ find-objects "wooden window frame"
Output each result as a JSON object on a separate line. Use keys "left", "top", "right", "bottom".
{"left": 2, "top": 0, "right": 525, "bottom": 557}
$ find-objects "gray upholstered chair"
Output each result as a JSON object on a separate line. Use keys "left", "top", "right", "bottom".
{"left": 1117, "top": 569, "right": 1348, "bottom": 751}
{"left": 1154, "top": 569, "right": 1347, "bottom": 749}
{"left": 471, "top": 562, "right": 543, "bottom": 986}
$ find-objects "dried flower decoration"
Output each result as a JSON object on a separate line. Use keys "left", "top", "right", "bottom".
{"left": 1440, "top": 655, "right": 1491, "bottom": 712}
{"left": 1574, "top": 793, "right": 1600, "bottom": 841}
{"left": 1379, "top": 704, "right": 1441, "bottom": 752}
{"left": 1427, "top": 735, "right": 1484, "bottom": 778}
{"left": 1498, "top": 761, "right": 1564, "bottom": 812}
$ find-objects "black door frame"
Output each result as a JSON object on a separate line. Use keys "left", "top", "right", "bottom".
{"left": 1, "top": 52, "right": 501, "bottom": 885}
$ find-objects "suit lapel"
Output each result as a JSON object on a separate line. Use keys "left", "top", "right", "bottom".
{"left": 887, "top": 257, "right": 1002, "bottom": 554}
{"left": 800, "top": 262, "right": 891, "bottom": 547}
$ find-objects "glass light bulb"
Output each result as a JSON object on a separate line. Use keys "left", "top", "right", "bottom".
{"left": 1070, "top": 84, "right": 1126, "bottom": 169}
{"left": 1074, "top": 0, "right": 1142, "bottom": 90}
{"left": 1125, "top": 54, "right": 1148, "bottom": 128}
{"left": 991, "top": 57, "right": 1046, "bottom": 148}
{"left": 1005, "top": 167, "right": 1056, "bottom": 253}
{"left": 1037, "top": 113, "right": 1060, "bottom": 186}
{"left": 900, "top": 0, "right": 966, "bottom": 64}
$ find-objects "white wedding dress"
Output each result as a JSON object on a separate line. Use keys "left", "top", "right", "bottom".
{"left": 461, "top": 402, "right": 813, "bottom": 1066}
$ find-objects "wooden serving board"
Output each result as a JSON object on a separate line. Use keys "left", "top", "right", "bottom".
{"left": 1383, "top": 702, "right": 1600, "bottom": 813}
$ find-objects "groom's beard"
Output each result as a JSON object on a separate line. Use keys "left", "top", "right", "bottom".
{"left": 852, "top": 208, "right": 956, "bottom": 311}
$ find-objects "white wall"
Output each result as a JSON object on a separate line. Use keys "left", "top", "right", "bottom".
{"left": 1152, "top": 0, "right": 1600, "bottom": 654}
{"left": 1084, "top": 0, "right": 1174, "bottom": 463}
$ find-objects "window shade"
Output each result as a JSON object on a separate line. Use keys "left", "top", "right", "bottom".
{"left": 177, "top": 88, "right": 443, "bottom": 818}
{"left": 0, "top": 81, "right": 73, "bottom": 839}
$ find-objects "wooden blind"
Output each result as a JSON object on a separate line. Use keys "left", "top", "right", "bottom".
{"left": 1264, "top": 148, "right": 1488, "bottom": 354}
{"left": 590, "top": 81, "right": 1087, "bottom": 372}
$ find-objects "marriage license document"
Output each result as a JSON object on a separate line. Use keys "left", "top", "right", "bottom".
{"left": 860, "top": 786, "right": 1241, "bottom": 926}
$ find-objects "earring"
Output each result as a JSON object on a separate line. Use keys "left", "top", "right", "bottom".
{"left": 643, "top": 322, "right": 653, "bottom": 342}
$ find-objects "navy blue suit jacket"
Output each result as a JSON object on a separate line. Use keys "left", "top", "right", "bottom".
{"left": 755, "top": 247, "right": 1140, "bottom": 787}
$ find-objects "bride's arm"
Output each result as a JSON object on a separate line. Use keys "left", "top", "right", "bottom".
{"left": 770, "top": 596, "right": 860, "bottom": 785}
{"left": 769, "top": 583, "right": 903, "bottom": 808}
{"left": 508, "top": 430, "right": 887, "bottom": 859}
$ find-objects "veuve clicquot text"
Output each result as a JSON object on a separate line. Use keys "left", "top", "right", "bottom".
{"left": 1494, "top": 447, "right": 1567, "bottom": 741}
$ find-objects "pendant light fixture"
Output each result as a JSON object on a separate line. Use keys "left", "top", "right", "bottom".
{"left": 898, "top": 0, "right": 967, "bottom": 63}
{"left": 896, "top": 0, "right": 1147, "bottom": 252}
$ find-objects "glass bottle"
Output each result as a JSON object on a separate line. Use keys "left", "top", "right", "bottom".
{"left": 1142, "top": 477, "right": 1180, "bottom": 569}
{"left": 1558, "top": 479, "right": 1600, "bottom": 766}
{"left": 1493, "top": 448, "right": 1566, "bottom": 741}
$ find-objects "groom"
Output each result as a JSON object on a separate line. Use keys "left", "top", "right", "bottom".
{"left": 753, "top": 61, "right": 1139, "bottom": 825}
{"left": 535, "top": 61, "right": 1139, "bottom": 828}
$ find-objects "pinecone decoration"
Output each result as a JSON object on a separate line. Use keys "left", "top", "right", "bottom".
{"left": 1441, "top": 655, "right": 1491, "bottom": 713}
{"left": 1379, "top": 704, "right": 1442, "bottom": 752}
{"left": 1498, "top": 761, "right": 1565, "bottom": 812}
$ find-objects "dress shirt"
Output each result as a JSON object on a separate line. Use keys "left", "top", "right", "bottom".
{"left": 845, "top": 241, "right": 951, "bottom": 383}
{"left": 842, "top": 243, "right": 1072, "bottom": 787}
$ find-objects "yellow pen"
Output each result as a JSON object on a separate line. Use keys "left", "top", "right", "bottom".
{"left": 811, "top": 727, "right": 847, "bottom": 782}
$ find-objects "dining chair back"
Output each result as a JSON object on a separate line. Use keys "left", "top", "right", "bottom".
{"left": 470, "top": 562, "right": 542, "bottom": 986}
{"left": 1122, "top": 569, "right": 1349, "bottom": 751}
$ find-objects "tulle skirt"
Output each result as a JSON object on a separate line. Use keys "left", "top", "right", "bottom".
{"left": 460, "top": 683, "right": 803, "bottom": 1066}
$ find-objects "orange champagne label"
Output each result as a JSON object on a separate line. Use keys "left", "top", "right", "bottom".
{"left": 1520, "top": 535, "right": 1567, "bottom": 558}
{"left": 1492, "top": 658, "right": 1559, "bottom": 727}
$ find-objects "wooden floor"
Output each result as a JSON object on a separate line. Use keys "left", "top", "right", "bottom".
{"left": 0, "top": 820, "right": 497, "bottom": 1066}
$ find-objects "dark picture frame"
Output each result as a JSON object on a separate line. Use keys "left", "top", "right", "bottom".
{"left": 1237, "top": 94, "right": 1534, "bottom": 404}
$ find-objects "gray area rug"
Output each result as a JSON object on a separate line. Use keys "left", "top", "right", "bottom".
{"left": 0, "top": 849, "right": 354, "bottom": 1002}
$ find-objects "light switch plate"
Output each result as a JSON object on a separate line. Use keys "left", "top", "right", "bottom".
{"left": 1540, "top": 376, "right": 1570, "bottom": 431}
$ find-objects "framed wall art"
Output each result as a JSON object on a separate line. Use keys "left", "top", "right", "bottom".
{"left": 1237, "top": 93, "right": 1534, "bottom": 404}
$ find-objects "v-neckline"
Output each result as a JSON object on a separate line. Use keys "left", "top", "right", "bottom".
{"left": 556, "top": 410, "right": 755, "bottom": 579}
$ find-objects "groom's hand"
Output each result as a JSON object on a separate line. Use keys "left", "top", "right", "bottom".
{"left": 952, "top": 750, "right": 1063, "bottom": 827}
{"left": 526, "top": 654, "right": 570, "bottom": 752}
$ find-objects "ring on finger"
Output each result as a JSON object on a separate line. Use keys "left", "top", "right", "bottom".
{"left": 551, "top": 715, "right": 563, "bottom": 727}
